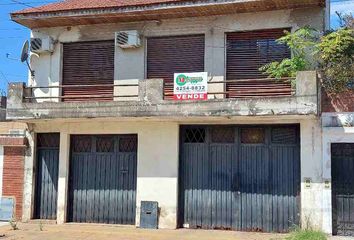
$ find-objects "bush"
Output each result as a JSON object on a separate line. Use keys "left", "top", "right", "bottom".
{"left": 285, "top": 228, "right": 327, "bottom": 240}
{"left": 259, "top": 25, "right": 354, "bottom": 92}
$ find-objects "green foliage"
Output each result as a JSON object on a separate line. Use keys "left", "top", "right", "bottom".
{"left": 319, "top": 28, "right": 354, "bottom": 92}
{"left": 259, "top": 25, "right": 354, "bottom": 92}
{"left": 277, "top": 27, "right": 318, "bottom": 58}
{"left": 259, "top": 57, "right": 307, "bottom": 78}
{"left": 319, "top": 28, "right": 354, "bottom": 63}
{"left": 285, "top": 228, "right": 327, "bottom": 240}
{"left": 259, "top": 27, "right": 318, "bottom": 81}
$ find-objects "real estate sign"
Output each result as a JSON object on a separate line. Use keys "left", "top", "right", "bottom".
{"left": 173, "top": 72, "right": 208, "bottom": 100}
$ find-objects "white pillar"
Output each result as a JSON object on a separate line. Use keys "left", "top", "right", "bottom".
{"left": 135, "top": 123, "right": 179, "bottom": 229}
{"left": 300, "top": 119, "right": 323, "bottom": 230}
{"left": 22, "top": 129, "right": 35, "bottom": 222}
{"left": 56, "top": 132, "right": 70, "bottom": 224}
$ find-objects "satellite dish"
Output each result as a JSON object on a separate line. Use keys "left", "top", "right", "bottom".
{"left": 20, "top": 40, "right": 29, "bottom": 63}
{"left": 20, "top": 40, "right": 34, "bottom": 77}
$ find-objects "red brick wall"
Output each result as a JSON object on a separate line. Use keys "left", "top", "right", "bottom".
{"left": 322, "top": 89, "right": 354, "bottom": 112}
{"left": 2, "top": 147, "right": 25, "bottom": 220}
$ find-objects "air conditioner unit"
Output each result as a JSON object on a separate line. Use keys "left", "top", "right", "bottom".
{"left": 30, "top": 36, "right": 54, "bottom": 54}
{"left": 115, "top": 30, "right": 141, "bottom": 49}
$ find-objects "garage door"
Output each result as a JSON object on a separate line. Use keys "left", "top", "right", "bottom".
{"left": 68, "top": 135, "right": 137, "bottom": 224}
{"left": 179, "top": 125, "right": 300, "bottom": 232}
{"left": 332, "top": 143, "right": 354, "bottom": 236}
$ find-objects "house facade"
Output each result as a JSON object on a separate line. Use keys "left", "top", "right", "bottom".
{"left": 321, "top": 89, "right": 354, "bottom": 236}
{"left": 8, "top": 0, "right": 347, "bottom": 235}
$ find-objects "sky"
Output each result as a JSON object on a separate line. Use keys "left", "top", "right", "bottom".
{"left": 0, "top": 0, "right": 353, "bottom": 95}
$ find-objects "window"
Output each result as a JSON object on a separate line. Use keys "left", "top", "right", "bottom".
{"left": 119, "top": 135, "right": 138, "bottom": 152}
{"left": 96, "top": 136, "right": 114, "bottom": 152}
{"left": 211, "top": 127, "right": 235, "bottom": 143}
{"left": 147, "top": 35, "right": 205, "bottom": 99}
{"left": 72, "top": 136, "right": 92, "bottom": 152}
{"left": 271, "top": 127, "right": 297, "bottom": 144}
{"left": 37, "top": 133, "right": 60, "bottom": 148}
{"left": 62, "top": 41, "right": 114, "bottom": 102}
{"left": 241, "top": 128, "right": 265, "bottom": 144}
{"left": 184, "top": 128, "right": 206, "bottom": 143}
{"left": 226, "top": 29, "right": 291, "bottom": 98}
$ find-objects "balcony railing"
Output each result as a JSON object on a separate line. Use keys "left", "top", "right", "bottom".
{"left": 6, "top": 71, "right": 318, "bottom": 120}
{"left": 21, "top": 77, "right": 295, "bottom": 103}
{"left": 164, "top": 77, "right": 294, "bottom": 100}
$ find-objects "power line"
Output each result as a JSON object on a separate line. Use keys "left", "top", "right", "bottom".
{"left": 0, "top": 1, "right": 57, "bottom": 5}
{"left": 9, "top": 0, "right": 54, "bottom": 10}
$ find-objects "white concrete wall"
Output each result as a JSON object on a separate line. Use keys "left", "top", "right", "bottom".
{"left": 300, "top": 119, "right": 324, "bottom": 230}
{"left": 28, "top": 7, "right": 325, "bottom": 100}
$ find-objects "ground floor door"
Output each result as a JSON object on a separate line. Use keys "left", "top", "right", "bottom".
{"left": 332, "top": 143, "right": 354, "bottom": 236}
{"left": 68, "top": 135, "right": 137, "bottom": 224}
{"left": 179, "top": 125, "right": 300, "bottom": 232}
{"left": 34, "top": 133, "right": 60, "bottom": 219}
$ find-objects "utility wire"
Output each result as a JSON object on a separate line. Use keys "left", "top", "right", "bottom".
{"left": 10, "top": 0, "right": 50, "bottom": 10}
{"left": 0, "top": 1, "right": 57, "bottom": 5}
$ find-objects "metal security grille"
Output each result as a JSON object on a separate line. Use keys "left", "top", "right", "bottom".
{"left": 332, "top": 143, "right": 354, "bottom": 236}
{"left": 34, "top": 133, "right": 60, "bottom": 220}
{"left": 147, "top": 35, "right": 205, "bottom": 98}
{"left": 226, "top": 29, "right": 291, "bottom": 98}
{"left": 68, "top": 135, "right": 137, "bottom": 224}
{"left": 62, "top": 40, "right": 114, "bottom": 102}
{"left": 179, "top": 125, "right": 300, "bottom": 232}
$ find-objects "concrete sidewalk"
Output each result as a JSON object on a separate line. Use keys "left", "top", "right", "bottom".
{"left": 0, "top": 223, "right": 287, "bottom": 240}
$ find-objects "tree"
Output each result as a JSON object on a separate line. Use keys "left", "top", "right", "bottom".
{"left": 260, "top": 20, "right": 354, "bottom": 92}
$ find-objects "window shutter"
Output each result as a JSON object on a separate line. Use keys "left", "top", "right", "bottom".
{"left": 62, "top": 40, "right": 114, "bottom": 102}
{"left": 147, "top": 35, "right": 205, "bottom": 98}
{"left": 226, "top": 29, "right": 291, "bottom": 98}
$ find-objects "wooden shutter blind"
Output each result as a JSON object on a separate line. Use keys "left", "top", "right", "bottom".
{"left": 226, "top": 28, "right": 292, "bottom": 98}
{"left": 62, "top": 40, "right": 114, "bottom": 102}
{"left": 147, "top": 35, "right": 205, "bottom": 98}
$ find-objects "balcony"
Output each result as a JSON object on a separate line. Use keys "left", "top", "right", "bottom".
{"left": 7, "top": 71, "right": 318, "bottom": 121}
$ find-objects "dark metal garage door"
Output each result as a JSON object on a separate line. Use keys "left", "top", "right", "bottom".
{"left": 332, "top": 143, "right": 354, "bottom": 236}
{"left": 34, "top": 133, "right": 60, "bottom": 220}
{"left": 68, "top": 135, "right": 137, "bottom": 224}
{"left": 179, "top": 125, "right": 300, "bottom": 232}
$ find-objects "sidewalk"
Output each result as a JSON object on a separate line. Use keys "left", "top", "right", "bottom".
{"left": 0, "top": 223, "right": 286, "bottom": 240}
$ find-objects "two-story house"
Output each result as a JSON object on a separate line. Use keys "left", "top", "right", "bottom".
{"left": 7, "top": 0, "right": 335, "bottom": 235}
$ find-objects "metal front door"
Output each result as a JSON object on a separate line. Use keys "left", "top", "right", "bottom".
{"left": 68, "top": 135, "right": 137, "bottom": 224}
{"left": 34, "top": 133, "right": 60, "bottom": 220}
{"left": 179, "top": 125, "right": 300, "bottom": 232}
{"left": 332, "top": 143, "right": 354, "bottom": 236}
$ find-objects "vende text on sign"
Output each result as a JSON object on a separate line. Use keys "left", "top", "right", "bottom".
{"left": 173, "top": 72, "right": 208, "bottom": 101}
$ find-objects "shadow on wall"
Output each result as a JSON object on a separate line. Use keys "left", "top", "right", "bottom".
{"left": 322, "top": 89, "right": 354, "bottom": 112}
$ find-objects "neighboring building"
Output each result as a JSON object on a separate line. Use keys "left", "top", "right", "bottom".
{"left": 321, "top": 89, "right": 354, "bottom": 236}
{"left": 7, "top": 0, "right": 343, "bottom": 235}
{"left": 0, "top": 97, "right": 27, "bottom": 221}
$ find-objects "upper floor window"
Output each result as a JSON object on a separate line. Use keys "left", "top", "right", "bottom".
{"left": 146, "top": 34, "right": 205, "bottom": 99}
{"left": 62, "top": 40, "right": 114, "bottom": 102}
{"left": 226, "top": 29, "right": 291, "bottom": 98}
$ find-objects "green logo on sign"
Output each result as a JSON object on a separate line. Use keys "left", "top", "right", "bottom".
{"left": 176, "top": 74, "right": 188, "bottom": 86}
{"left": 175, "top": 74, "right": 203, "bottom": 86}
